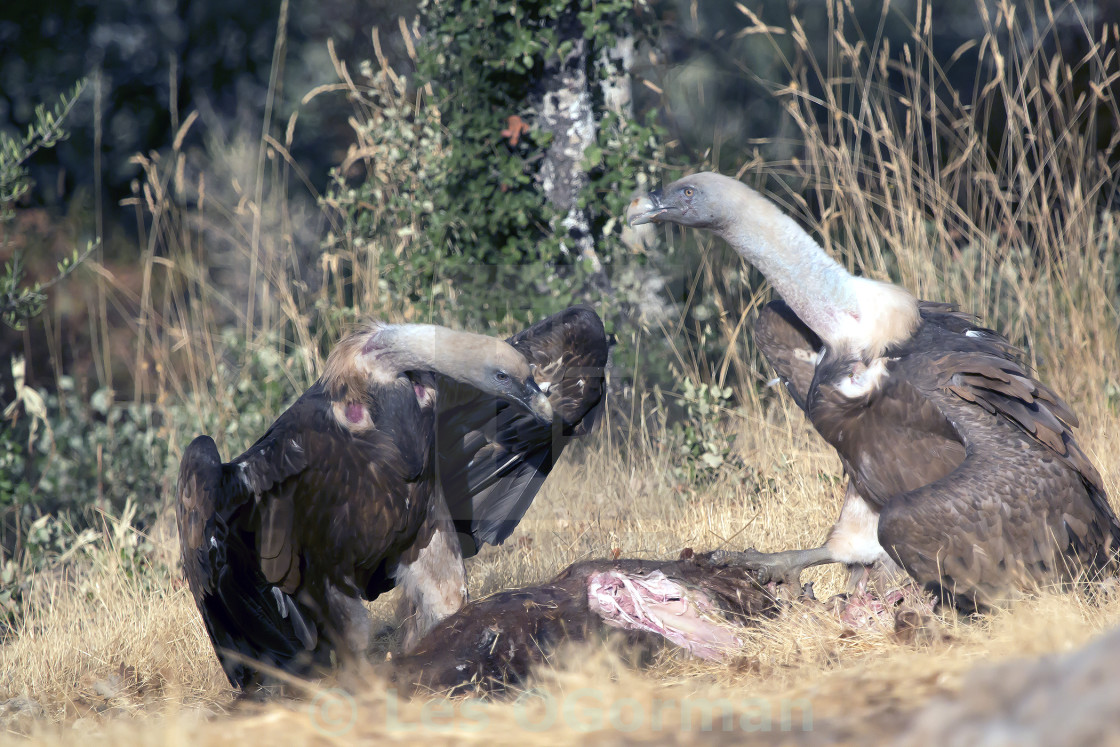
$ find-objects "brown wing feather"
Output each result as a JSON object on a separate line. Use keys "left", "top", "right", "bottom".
{"left": 510, "top": 305, "right": 610, "bottom": 431}
{"left": 175, "top": 434, "right": 320, "bottom": 689}
{"left": 804, "top": 302, "right": 1119, "bottom": 608}
{"left": 226, "top": 428, "right": 309, "bottom": 592}
{"left": 753, "top": 300, "right": 822, "bottom": 411}
{"left": 176, "top": 377, "right": 437, "bottom": 688}
{"left": 810, "top": 366, "right": 968, "bottom": 509}
{"left": 437, "top": 306, "right": 609, "bottom": 554}
{"left": 933, "top": 351, "right": 1102, "bottom": 492}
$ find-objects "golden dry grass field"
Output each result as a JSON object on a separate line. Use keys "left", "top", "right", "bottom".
{"left": 4, "top": 1, "right": 1120, "bottom": 744}
{"left": 3, "top": 402, "right": 1120, "bottom": 744}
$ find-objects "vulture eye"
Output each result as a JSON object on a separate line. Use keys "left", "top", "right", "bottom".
{"left": 684, "top": 187, "right": 694, "bottom": 197}
{"left": 495, "top": 371, "right": 510, "bottom": 383}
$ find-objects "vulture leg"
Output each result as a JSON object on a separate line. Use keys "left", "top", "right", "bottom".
{"left": 324, "top": 585, "right": 373, "bottom": 662}
{"left": 751, "top": 304, "right": 871, "bottom": 588}
{"left": 710, "top": 545, "right": 837, "bottom": 586}
{"left": 826, "top": 482, "right": 907, "bottom": 594}
{"left": 394, "top": 489, "right": 469, "bottom": 653}
{"left": 714, "top": 485, "right": 906, "bottom": 591}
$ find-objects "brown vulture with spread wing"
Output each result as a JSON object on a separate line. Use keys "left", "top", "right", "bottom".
{"left": 628, "top": 172, "right": 1119, "bottom": 610}
{"left": 177, "top": 307, "right": 608, "bottom": 688}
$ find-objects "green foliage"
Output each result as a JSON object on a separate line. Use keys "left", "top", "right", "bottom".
{"left": 0, "top": 328, "right": 305, "bottom": 631}
{"left": 1, "top": 372, "right": 174, "bottom": 551}
{"left": 0, "top": 80, "right": 96, "bottom": 331}
{"left": 321, "top": 56, "right": 454, "bottom": 322}
{"left": 0, "top": 500, "right": 166, "bottom": 634}
{"left": 0, "top": 251, "right": 47, "bottom": 330}
{"left": 0, "top": 82, "right": 112, "bottom": 630}
{"left": 0, "top": 364, "right": 169, "bottom": 631}
{"left": 1, "top": 329, "right": 305, "bottom": 547}
{"left": 668, "top": 377, "right": 743, "bottom": 485}
{"left": 0, "top": 510, "right": 99, "bottom": 627}
{"left": 0, "top": 80, "right": 85, "bottom": 219}
{"left": 1, "top": 243, "right": 97, "bottom": 330}
{"left": 186, "top": 329, "right": 307, "bottom": 451}
{"left": 327, "top": 1, "right": 669, "bottom": 331}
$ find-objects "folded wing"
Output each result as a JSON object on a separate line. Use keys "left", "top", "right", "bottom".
{"left": 176, "top": 431, "right": 319, "bottom": 688}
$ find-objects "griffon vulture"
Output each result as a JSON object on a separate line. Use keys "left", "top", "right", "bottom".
{"left": 177, "top": 307, "right": 608, "bottom": 688}
{"left": 627, "top": 172, "right": 1119, "bottom": 609}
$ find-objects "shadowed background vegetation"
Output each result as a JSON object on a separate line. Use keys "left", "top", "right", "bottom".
{"left": 1, "top": 0, "right": 1120, "bottom": 740}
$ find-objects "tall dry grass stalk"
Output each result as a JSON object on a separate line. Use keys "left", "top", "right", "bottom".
{"left": 103, "top": 21, "right": 439, "bottom": 462}
{"left": 5, "top": 1, "right": 1120, "bottom": 742}
{"left": 687, "top": 0, "right": 1120, "bottom": 420}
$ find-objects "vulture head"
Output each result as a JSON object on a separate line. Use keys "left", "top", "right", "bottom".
{"left": 627, "top": 171, "right": 920, "bottom": 359}
{"left": 626, "top": 172, "right": 754, "bottom": 232}
{"left": 325, "top": 322, "right": 553, "bottom": 424}
{"left": 441, "top": 333, "right": 554, "bottom": 424}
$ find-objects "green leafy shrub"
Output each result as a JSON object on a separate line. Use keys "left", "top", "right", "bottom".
{"left": 1, "top": 371, "right": 173, "bottom": 552}
{"left": 0, "top": 366, "right": 168, "bottom": 632}
{"left": 0, "top": 325, "right": 307, "bottom": 631}
{"left": 669, "top": 377, "right": 742, "bottom": 485}
{"left": 0, "top": 81, "right": 95, "bottom": 330}
{"left": 325, "top": 2, "right": 672, "bottom": 333}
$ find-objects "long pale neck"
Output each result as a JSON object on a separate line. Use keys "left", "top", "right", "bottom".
{"left": 323, "top": 322, "right": 514, "bottom": 406}
{"left": 371, "top": 324, "right": 486, "bottom": 381}
{"left": 714, "top": 183, "right": 917, "bottom": 357}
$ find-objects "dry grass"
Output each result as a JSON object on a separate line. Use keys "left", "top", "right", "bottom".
{"left": 4, "top": 415, "right": 1119, "bottom": 743}
{"left": 5, "top": 0, "right": 1120, "bottom": 743}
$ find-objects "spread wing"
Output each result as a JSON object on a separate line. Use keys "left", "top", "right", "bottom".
{"left": 436, "top": 306, "right": 610, "bottom": 555}
{"left": 176, "top": 381, "right": 435, "bottom": 687}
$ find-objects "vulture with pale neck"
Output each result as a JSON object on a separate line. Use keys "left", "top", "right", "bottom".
{"left": 177, "top": 307, "right": 608, "bottom": 688}
{"left": 627, "top": 172, "right": 1119, "bottom": 609}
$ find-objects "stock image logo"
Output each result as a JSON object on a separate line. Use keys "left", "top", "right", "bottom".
{"left": 308, "top": 688, "right": 358, "bottom": 737}
{"left": 307, "top": 686, "right": 813, "bottom": 736}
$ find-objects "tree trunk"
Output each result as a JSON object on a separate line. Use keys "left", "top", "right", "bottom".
{"left": 534, "top": 13, "right": 637, "bottom": 295}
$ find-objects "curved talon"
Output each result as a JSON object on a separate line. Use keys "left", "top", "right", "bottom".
{"left": 710, "top": 549, "right": 797, "bottom": 585}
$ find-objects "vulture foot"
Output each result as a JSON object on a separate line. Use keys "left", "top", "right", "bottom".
{"left": 710, "top": 545, "right": 836, "bottom": 587}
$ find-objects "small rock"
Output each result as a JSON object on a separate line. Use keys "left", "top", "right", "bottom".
{"left": 0, "top": 696, "right": 45, "bottom": 730}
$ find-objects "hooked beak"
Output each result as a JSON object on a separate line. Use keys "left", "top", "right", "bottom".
{"left": 519, "top": 378, "right": 553, "bottom": 425}
{"left": 626, "top": 189, "right": 666, "bottom": 226}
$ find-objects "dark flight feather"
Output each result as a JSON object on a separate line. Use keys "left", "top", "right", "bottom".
{"left": 436, "top": 306, "right": 610, "bottom": 555}
{"left": 756, "top": 299, "right": 1118, "bottom": 608}
{"left": 176, "top": 435, "right": 323, "bottom": 687}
